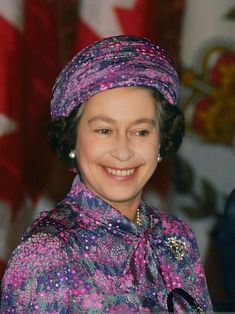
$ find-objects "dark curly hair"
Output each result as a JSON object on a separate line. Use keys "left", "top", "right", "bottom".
{"left": 48, "top": 88, "right": 185, "bottom": 168}
{"left": 152, "top": 90, "right": 185, "bottom": 158}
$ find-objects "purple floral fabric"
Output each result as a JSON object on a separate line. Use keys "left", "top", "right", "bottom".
{"left": 1, "top": 178, "right": 213, "bottom": 313}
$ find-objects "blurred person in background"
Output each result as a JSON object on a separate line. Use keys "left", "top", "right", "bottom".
{"left": 218, "top": 188, "right": 235, "bottom": 311}
{"left": 0, "top": 35, "right": 213, "bottom": 313}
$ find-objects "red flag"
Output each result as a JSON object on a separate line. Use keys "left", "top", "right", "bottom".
{"left": 0, "top": 0, "right": 25, "bottom": 277}
{"left": 22, "top": 0, "right": 60, "bottom": 202}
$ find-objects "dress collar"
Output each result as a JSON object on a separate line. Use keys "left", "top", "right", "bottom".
{"left": 63, "top": 175, "right": 160, "bottom": 237}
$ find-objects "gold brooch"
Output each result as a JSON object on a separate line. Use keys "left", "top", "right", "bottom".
{"left": 166, "top": 236, "right": 187, "bottom": 261}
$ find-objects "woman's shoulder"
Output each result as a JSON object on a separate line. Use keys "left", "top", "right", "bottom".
{"left": 2, "top": 204, "right": 75, "bottom": 285}
{"left": 1, "top": 208, "right": 73, "bottom": 312}
{"left": 22, "top": 202, "right": 77, "bottom": 242}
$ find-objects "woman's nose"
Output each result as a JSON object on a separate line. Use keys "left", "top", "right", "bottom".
{"left": 110, "top": 134, "right": 134, "bottom": 161}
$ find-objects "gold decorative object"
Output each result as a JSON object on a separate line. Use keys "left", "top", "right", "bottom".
{"left": 166, "top": 236, "right": 187, "bottom": 261}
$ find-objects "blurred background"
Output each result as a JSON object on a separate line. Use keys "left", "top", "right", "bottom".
{"left": 0, "top": 0, "right": 234, "bottom": 310}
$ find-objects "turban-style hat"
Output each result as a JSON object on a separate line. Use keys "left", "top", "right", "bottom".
{"left": 50, "top": 35, "right": 179, "bottom": 120}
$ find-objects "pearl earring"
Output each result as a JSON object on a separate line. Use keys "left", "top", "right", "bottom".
{"left": 158, "top": 144, "right": 162, "bottom": 162}
{"left": 69, "top": 149, "right": 76, "bottom": 159}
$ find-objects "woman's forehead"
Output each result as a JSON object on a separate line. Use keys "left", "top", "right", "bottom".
{"left": 81, "top": 87, "right": 157, "bottom": 119}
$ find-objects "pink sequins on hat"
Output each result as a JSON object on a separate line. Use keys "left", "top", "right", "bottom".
{"left": 50, "top": 35, "right": 179, "bottom": 120}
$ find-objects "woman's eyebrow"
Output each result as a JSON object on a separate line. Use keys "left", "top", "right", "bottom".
{"left": 131, "top": 118, "right": 156, "bottom": 126}
{"left": 88, "top": 116, "right": 156, "bottom": 126}
{"left": 88, "top": 115, "right": 116, "bottom": 124}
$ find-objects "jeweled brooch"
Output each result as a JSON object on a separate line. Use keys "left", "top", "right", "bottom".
{"left": 166, "top": 236, "right": 187, "bottom": 261}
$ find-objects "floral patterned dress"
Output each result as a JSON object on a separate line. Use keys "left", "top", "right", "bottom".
{"left": 1, "top": 178, "right": 213, "bottom": 313}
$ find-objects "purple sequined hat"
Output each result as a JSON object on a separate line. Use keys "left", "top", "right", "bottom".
{"left": 50, "top": 35, "right": 179, "bottom": 119}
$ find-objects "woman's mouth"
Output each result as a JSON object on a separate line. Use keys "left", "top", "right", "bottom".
{"left": 104, "top": 167, "right": 136, "bottom": 177}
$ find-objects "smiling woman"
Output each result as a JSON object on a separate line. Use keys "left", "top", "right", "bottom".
{"left": 1, "top": 35, "right": 213, "bottom": 313}
{"left": 76, "top": 87, "right": 159, "bottom": 221}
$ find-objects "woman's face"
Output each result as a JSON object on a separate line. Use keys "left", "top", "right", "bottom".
{"left": 76, "top": 87, "right": 160, "bottom": 213}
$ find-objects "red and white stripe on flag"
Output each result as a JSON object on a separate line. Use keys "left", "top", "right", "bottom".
{"left": 0, "top": 0, "right": 25, "bottom": 277}
{"left": 76, "top": 0, "right": 158, "bottom": 51}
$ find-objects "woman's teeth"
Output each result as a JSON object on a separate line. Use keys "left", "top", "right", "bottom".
{"left": 105, "top": 167, "right": 135, "bottom": 176}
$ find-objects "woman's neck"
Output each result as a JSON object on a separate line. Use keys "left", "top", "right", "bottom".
{"left": 109, "top": 199, "right": 140, "bottom": 222}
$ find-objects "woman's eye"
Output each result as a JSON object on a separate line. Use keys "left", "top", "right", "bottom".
{"left": 136, "top": 130, "right": 149, "bottom": 136}
{"left": 95, "top": 128, "right": 111, "bottom": 135}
